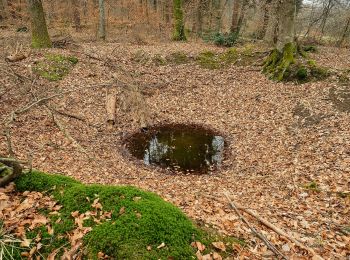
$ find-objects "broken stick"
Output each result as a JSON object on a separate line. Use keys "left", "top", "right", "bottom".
{"left": 234, "top": 203, "right": 324, "bottom": 260}
{"left": 224, "top": 191, "right": 288, "bottom": 260}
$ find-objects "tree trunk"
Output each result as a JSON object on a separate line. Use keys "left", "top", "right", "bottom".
{"left": 0, "top": 0, "right": 7, "bottom": 21}
{"left": 71, "top": 0, "right": 81, "bottom": 32}
{"left": 337, "top": 15, "right": 350, "bottom": 47}
{"left": 256, "top": 0, "right": 272, "bottom": 39}
{"left": 27, "top": 0, "right": 52, "bottom": 48}
{"left": 173, "top": 0, "right": 186, "bottom": 41}
{"left": 193, "top": 0, "right": 205, "bottom": 35}
{"left": 263, "top": 0, "right": 297, "bottom": 81}
{"left": 276, "top": 0, "right": 295, "bottom": 50}
{"left": 98, "top": 0, "right": 106, "bottom": 40}
{"left": 230, "top": 0, "right": 242, "bottom": 33}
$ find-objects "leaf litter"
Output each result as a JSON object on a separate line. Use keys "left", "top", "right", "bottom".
{"left": 0, "top": 39, "right": 349, "bottom": 259}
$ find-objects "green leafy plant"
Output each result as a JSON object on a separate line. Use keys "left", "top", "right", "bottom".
{"left": 213, "top": 32, "right": 239, "bottom": 47}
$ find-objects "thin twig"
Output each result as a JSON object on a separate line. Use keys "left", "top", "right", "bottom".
{"left": 234, "top": 204, "right": 324, "bottom": 259}
{"left": 224, "top": 191, "right": 288, "bottom": 260}
{"left": 46, "top": 108, "right": 92, "bottom": 159}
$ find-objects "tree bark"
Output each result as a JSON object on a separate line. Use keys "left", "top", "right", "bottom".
{"left": 256, "top": 0, "right": 272, "bottom": 39}
{"left": 337, "top": 15, "right": 350, "bottom": 46}
{"left": 173, "top": 0, "right": 186, "bottom": 41}
{"left": 98, "top": 0, "right": 106, "bottom": 40}
{"left": 276, "top": 0, "right": 296, "bottom": 51}
{"left": 71, "top": 0, "right": 81, "bottom": 32}
{"left": 27, "top": 0, "right": 52, "bottom": 48}
{"left": 230, "top": 0, "right": 242, "bottom": 33}
{"left": 0, "top": 0, "right": 7, "bottom": 21}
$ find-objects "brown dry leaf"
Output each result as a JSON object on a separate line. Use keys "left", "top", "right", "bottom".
{"left": 92, "top": 198, "right": 103, "bottom": 210}
{"left": 16, "top": 198, "right": 32, "bottom": 212}
{"left": 47, "top": 249, "right": 59, "bottom": 260}
{"left": 97, "top": 251, "right": 105, "bottom": 259}
{"left": 147, "top": 245, "right": 152, "bottom": 251}
{"left": 194, "top": 241, "right": 206, "bottom": 252}
{"left": 119, "top": 206, "right": 125, "bottom": 215}
{"left": 202, "top": 254, "right": 213, "bottom": 260}
{"left": 47, "top": 225, "right": 54, "bottom": 235}
{"left": 196, "top": 250, "right": 203, "bottom": 260}
{"left": 20, "top": 238, "right": 32, "bottom": 247}
{"left": 29, "top": 215, "right": 48, "bottom": 229}
{"left": 71, "top": 211, "right": 79, "bottom": 218}
{"left": 62, "top": 241, "right": 82, "bottom": 260}
{"left": 212, "top": 252, "right": 222, "bottom": 260}
{"left": 212, "top": 242, "right": 226, "bottom": 251}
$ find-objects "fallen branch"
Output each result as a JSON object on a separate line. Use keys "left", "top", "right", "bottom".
{"left": 46, "top": 108, "right": 91, "bottom": 159}
{"left": 234, "top": 203, "right": 324, "bottom": 259}
{"left": 0, "top": 158, "right": 23, "bottom": 187}
{"left": 106, "top": 86, "right": 117, "bottom": 127}
{"left": 223, "top": 191, "right": 287, "bottom": 260}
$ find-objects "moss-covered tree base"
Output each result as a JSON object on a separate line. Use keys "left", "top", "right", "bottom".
{"left": 263, "top": 42, "right": 329, "bottom": 83}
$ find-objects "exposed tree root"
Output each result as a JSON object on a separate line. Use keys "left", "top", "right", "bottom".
{"left": 263, "top": 42, "right": 329, "bottom": 83}
{"left": 0, "top": 158, "right": 22, "bottom": 187}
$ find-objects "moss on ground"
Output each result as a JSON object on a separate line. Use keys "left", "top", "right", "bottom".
{"left": 33, "top": 54, "right": 78, "bottom": 81}
{"left": 166, "top": 51, "right": 189, "bottom": 64}
{"left": 14, "top": 171, "right": 242, "bottom": 259}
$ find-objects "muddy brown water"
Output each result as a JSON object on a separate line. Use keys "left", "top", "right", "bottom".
{"left": 126, "top": 124, "right": 225, "bottom": 174}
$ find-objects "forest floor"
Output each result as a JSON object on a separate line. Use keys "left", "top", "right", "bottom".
{"left": 1, "top": 30, "right": 350, "bottom": 259}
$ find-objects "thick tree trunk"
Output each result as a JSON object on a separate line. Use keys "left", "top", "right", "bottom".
{"left": 276, "top": 0, "right": 295, "bottom": 51}
{"left": 173, "top": 0, "right": 186, "bottom": 41}
{"left": 263, "top": 0, "right": 297, "bottom": 81}
{"left": 27, "top": 0, "right": 52, "bottom": 48}
{"left": 98, "top": 0, "right": 106, "bottom": 40}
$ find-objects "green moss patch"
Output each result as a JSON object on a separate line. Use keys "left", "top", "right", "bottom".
{"left": 263, "top": 43, "right": 329, "bottom": 83}
{"left": 15, "top": 171, "right": 237, "bottom": 259}
{"left": 33, "top": 54, "right": 78, "bottom": 81}
{"left": 166, "top": 51, "right": 189, "bottom": 64}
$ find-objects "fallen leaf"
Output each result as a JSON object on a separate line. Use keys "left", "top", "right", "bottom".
{"left": 119, "top": 206, "right": 125, "bottom": 215}
{"left": 212, "top": 252, "right": 222, "bottom": 260}
{"left": 212, "top": 241, "right": 226, "bottom": 251}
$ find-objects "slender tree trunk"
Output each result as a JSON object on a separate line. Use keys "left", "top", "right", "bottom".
{"left": 0, "top": 0, "right": 7, "bottom": 21}
{"left": 98, "top": 0, "right": 106, "bottom": 40}
{"left": 230, "top": 0, "right": 242, "bottom": 33}
{"left": 193, "top": 0, "right": 205, "bottom": 34}
{"left": 337, "top": 15, "right": 350, "bottom": 46}
{"left": 27, "top": 0, "right": 52, "bottom": 48}
{"left": 173, "top": 0, "right": 186, "bottom": 41}
{"left": 256, "top": 0, "right": 272, "bottom": 39}
{"left": 71, "top": 0, "right": 81, "bottom": 32}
